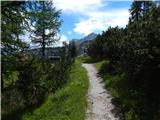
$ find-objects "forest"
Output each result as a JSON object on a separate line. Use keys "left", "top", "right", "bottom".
{"left": 1, "top": 1, "right": 160, "bottom": 120}
{"left": 1, "top": 1, "right": 77, "bottom": 119}
{"left": 87, "top": 1, "right": 160, "bottom": 120}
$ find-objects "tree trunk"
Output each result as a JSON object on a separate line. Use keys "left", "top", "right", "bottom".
{"left": 42, "top": 1, "right": 45, "bottom": 59}
{"left": 42, "top": 35, "right": 45, "bottom": 59}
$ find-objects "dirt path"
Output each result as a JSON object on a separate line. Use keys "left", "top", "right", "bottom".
{"left": 82, "top": 63, "right": 119, "bottom": 120}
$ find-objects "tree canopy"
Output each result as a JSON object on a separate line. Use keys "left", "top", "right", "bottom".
{"left": 87, "top": 1, "right": 160, "bottom": 119}
{"left": 29, "top": 1, "right": 62, "bottom": 58}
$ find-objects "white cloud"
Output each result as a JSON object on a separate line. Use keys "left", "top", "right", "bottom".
{"left": 68, "top": 31, "right": 72, "bottom": 34}
{"left": 54, "top": 0, "right": 105, "bottom": 14}
{"left": 20, "top": 31, "right": 31, "bottom": 43}
{"left": 73, "top": 9, "right": 129, "bottom": 35}
{"left": 55, "top": 34, "right": 69, "bottom": 47}
{"left": 54, "top": 0, "right": 130, "bottom": 36}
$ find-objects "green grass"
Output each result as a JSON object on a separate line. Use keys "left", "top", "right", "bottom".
{"left": 94, "top": 60, "right": 108, "bottom": 71}
{"left": 22, "top": 58, "right": 89, "bottom": 120}
{"left": 94, "top": 60, "right": 120, "bottom": 96}
{"left": 93, "top": 59, "right": 136, "bottom": 119}
{"left": 77, "top": 55, "right": 102, "bottom": 63}
{"left": 80, "top": 56, "right": 155, "bottom": 119}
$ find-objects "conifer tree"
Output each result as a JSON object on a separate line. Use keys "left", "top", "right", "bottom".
{"left": 1, "top": 1, "right": 27, "bottom": 55}
{"left": 30, "top": 1, "right": 62, "bottom": 58}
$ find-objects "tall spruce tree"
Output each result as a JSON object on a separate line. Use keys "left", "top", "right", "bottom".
{"left": 1, "top": 1, "right": 27, "bottom": 55}
{"left": 129, "top": 1, "right": 143, "bottom": 22}
{"left": 1, "top": 1, "right": 28, "bottom": 91}
{"left": 30, "top": 1, "right": 62, "bottom": 58}
{"left": 129, "top": 1, "right": 153, "bottom": 22}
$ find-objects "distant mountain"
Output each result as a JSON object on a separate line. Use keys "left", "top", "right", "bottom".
{"left": 75, "top": 33, "right": 97, "bottom": 54}
{"left": 79, "top": 33, "right": 97, "bottom": 42}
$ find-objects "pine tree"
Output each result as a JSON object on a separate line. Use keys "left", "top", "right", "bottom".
{"left": 129, "top": 1, "right": 154, "bottom": 22}
{"left": 30, "top": 1, "right": 62, "bottom": 59}
{"left": 129, "top": 1, "right": 143, "bottom": 22}
{"left": 1, "top": 1, "right": 27, "bottom": 91}
{"left": 1, "top": 1, "right": 27, "bottom": 55}
{"left": 68, "top": 41, "right": 77, "bottom": 59}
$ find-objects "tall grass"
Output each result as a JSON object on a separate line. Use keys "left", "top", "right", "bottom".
{"left": 22, "top": 58, "right": 89, "bottom": 120}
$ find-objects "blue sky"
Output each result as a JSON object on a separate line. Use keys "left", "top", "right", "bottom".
{"left": 54, "top": 0, "right": 132, "bottom": 45}
{"left": 23, "top": 0, "right": 132, "bottom": 47}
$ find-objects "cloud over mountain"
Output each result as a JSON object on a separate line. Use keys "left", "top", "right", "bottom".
{"left": 54, "top": 0, "right": 130, "bottom": 37}
{"left": 73, "top": 9, "right": 129, "bottom": 35}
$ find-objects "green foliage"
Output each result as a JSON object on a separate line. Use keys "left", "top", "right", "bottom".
{"left": 87, "top": 34, "right": 105, "bottom": 58}
{"left": 29, "top": 1, "right": 62, "bottom": 57}
{"left": 102, "top": 27, "right": 126, "bottom": 65}
{"left": 1, "top": 1, "right": 28, "bottom": 55}
{"left": 93, "top": 60, "right": 108, "bottom": 71}
{"left": 125, "top": 109, "right": 139, "bottom": 120}
{"left": 87, "top": 27, "right": 126, "bottom": 64}
{"left": 129, "top": 1, "right": 153, "bottom": 22}
{"left": 3, "top": 71, "right": 19, "bottom": 86}
{"left": 1, "top": 1, "right": 73, "bottom": 120}
{"left": 22, "top": 58, "right": 89, "bottom": 120}
{"left": 1, "top": 1, "right": 29, "bottom": 95}
{"left": 68, "top": 41, "right": 78, "bottom": 59}
{"left": 88, "top": 3, "right": 160, "bottom": 120}
{"left": 2, "top": 53, "right": 74, "bottom": 120}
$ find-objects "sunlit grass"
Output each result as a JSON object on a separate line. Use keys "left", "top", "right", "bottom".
{"left": 22, "top": 58, "right": 89, "bottom": 120}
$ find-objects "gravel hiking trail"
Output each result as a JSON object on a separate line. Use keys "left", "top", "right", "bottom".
{"left": 82, "top": 63, "right": 120, "bottom": 120}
